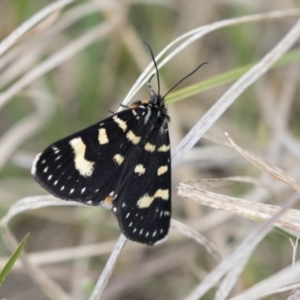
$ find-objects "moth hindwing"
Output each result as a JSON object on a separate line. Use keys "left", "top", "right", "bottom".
{"left": 32, "top": 93, "right": 171, "bottom": 245}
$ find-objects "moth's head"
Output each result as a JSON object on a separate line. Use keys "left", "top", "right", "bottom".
{"left": 149, "top": 93, "right": 164, "bottom": 106}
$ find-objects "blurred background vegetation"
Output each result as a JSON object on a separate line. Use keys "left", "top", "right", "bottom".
{"left": 1, "top": 0, "right": 300, "bottom": 299}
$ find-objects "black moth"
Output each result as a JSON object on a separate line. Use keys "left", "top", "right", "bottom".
{"left": 31, "top": 45, "right": 206, "bottom": 245}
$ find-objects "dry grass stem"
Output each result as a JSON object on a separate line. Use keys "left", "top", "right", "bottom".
{"left": 0, "top": 2, "right": 102, "bottom": 75}
{"left": 0, "top": 240, "right": 121, "bottom": 270}
{"left": 123, "top": 8, "right": 300, "bottom": 105}
{"left": 0, "top": 89, "right": 54, "bottom": 171}
{"left": 288, "top": 289, "right": 300, "bottom": 300}
{"left": 231, "top": 261, "right": 300, "bottom": 300}
{"left": 2, "top": 2, "right": 300, "bottom": 299}
{"left": 172, "top": 16, "right": 300, "bottom": 166}
{"left": 0, "top": 0, "right": 73, "bottom": 57}
{"left": 0, "top": 18, "right": 121, "bottom": 110}
{"left": 89, "top": 233, "right": 127, "bottom": 300}
{"left": 184, "top": 193, "right": 300, "bottom": 300}
{"left": 179, "top": 181, "right": 300, "bottom": 232}
{"left": 104, "top": 245, "right": 190, "bottom": 299}
{"left": 171, "top": 219, "right": 222, "bottom": 262}
{"left": 226, "top": 133, "right": 300, "bottom": 190}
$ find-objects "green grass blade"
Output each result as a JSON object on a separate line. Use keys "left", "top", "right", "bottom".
{"left": 165, "top": 49, "right": 300, "bottom": 104}
{"left": 0, "top": 233, "right": 30, "bottom": 286}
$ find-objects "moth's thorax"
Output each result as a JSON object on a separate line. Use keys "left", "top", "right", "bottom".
{"left": 129, "top": 94, "right": 170, "bottom": 131}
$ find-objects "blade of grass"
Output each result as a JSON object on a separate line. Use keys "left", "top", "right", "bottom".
{"left": 0, "top": 233, "right": 29, "bottom": 286}
{"left": 165, "top": 48, "right": 300, "bottom": 104}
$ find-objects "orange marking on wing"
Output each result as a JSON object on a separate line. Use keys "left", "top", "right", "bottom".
{"left": 130, "top": 104, "right": 138, "bottom": 109}
{"left": 104, "top": 195, "right": 114, "bottom": 205}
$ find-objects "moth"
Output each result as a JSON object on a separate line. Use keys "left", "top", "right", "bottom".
{"left": 32, "top": 45, "right": 206, "bottom": 245}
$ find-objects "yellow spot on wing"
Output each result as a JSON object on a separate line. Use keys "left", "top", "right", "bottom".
{"left": 137, "top": 194, "right": 153, "bottom": 208}
{"left": 69, "top": 138, "right": 95, "bottom": 177}
{"left": 113, "top": 115, "right": 127, "bottom": 132}
{"left": 126, "top": 130, "right": 141, "bottom": 144}
{"left": 154, "top": 189, "right": 169, "bottom": 200}
{"left": 134, "top": 164, "right": 146, "bottom": 176}
{"left": 144, "top": 142, "right": 156, "bottom": 152}
{"left": 157, "top": 165, "right": 168, "bottom": 176}
{"left": 98, "top": 128, "right": 109, "bottom": 144}
{"left": 158, "top": 144, "right": 170, "bottom": 152}
{"left": 113, "top": 154, "right": 124, "bottom": 165}
{"left": 137, "top": 189, "right": 169, "bottom": 208}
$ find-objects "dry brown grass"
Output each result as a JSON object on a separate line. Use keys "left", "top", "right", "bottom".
{"left": 1, "top": 1, "right": 300, "bottom": 299}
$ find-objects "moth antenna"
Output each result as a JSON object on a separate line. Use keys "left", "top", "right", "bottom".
{"left": 162, "top": 62, "right": 208, "bottom": 100}
{"left": 144, "top": 42, "right": 160, "bottom": 96}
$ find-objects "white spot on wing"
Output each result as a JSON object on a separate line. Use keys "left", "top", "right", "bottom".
{"left": 70, "top": 188, "right": 74, "bottom": 194}
{"left": 52, "top": 146, "right": 60, "bottom": 154}
{"left": 54, "top": 180, "right": 58, "bottom": 185}
{"left": 134, "top": 164, "right": 146, "bottom": 176}
{"left": 98, "top": 128, "right": 109, "bottom": 144}
{"left": 129, "top": 222, "right": 133, "bottom": 227}
{"left": 81, "top": 188, "right": 86, "bottom": 194}
{"left": 113, "top": 154, "right": 124, "bottom": 165}
{"left": 69, "top": 137, "right": 95, "bottom": 177}
{"left": 113, "top": 207, "right": 117, "bottom": 212}
{"left": 55, "top": 155, "right": 61, "bottom": 161}
{"left": 61, "top": 186, "right": 65, "bottom": 191}
{"left": 144, "top": 142, "right": 155, "bottom": 152}
{"left": 126, "top": 212, "right": 130, "bottom": 218}
{"left": 47, "top": 175, "right": 52, "bottom": 180}
{"left": 126, "top": 130, "right": 141, "bottom": 144}
{"left": 158, "top": 144, "right": 170, "bottom": 152}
